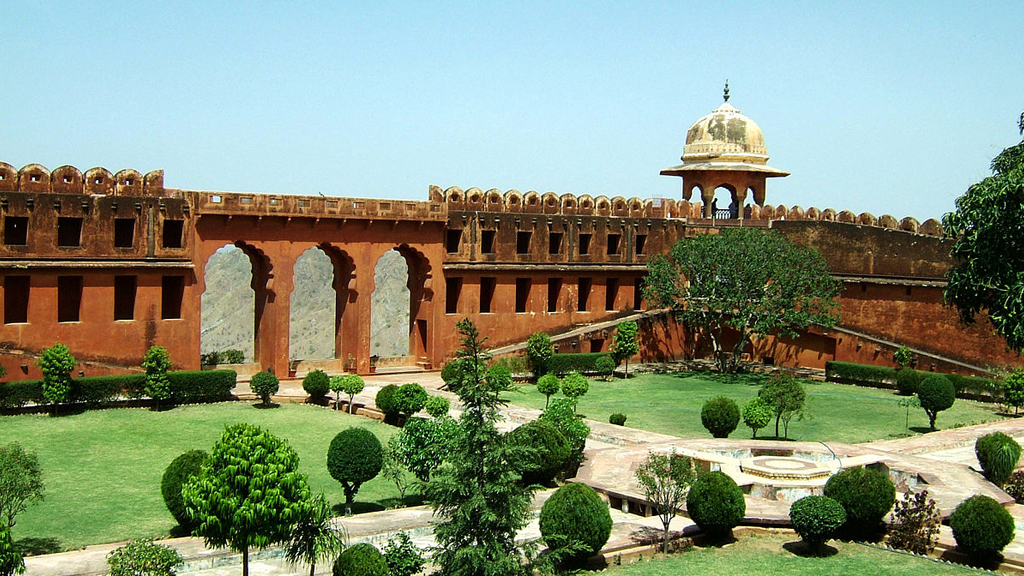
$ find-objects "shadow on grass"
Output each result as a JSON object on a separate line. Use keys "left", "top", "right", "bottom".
{"left": 169, "top": 524, "right": 195, "bottom": 538}
{"left": 380, "top": 493, "right": 426, "bottom": 510}
{"left": 782, "top": 539, "right": 838, "bottom": 557}
{"left": 671, "top": 370, "right": 774, "bottom": 388}
{"left": 909, "top": 426, "right": 935, "bottom": 434}
{"left": 16, "top": 537, "right": 62, "bottom": 556}
{"left": 253, "top": 402, "right": 281, "bottom": 409}
{"left": 332, "top": 501, "right": 386, "bottom": 516}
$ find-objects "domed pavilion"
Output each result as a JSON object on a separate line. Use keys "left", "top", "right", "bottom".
{"left": 661, "top": 83, "right": 789, "bottom": 218}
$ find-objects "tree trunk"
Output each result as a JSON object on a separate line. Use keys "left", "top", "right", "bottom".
{"left": 345, "top": 489, "right": 354, "bottom": 516}
{"left": 242, "top": 544, "right": 249, "bottom": 576}
{"left": 775, "top": 414, "right": 781, "bottom": 438}
{"left": 348, "top": 393, "right": 355, "bottom": 414}
{"left": 662, "top": 522, "right": 670, "bottom": 554}
{"left": 309, "top": 562, "right": 316, "bottom": 576}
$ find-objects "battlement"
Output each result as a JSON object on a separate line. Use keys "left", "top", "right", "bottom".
{"left": 0, "top": 162, "right": 164, "bottom": 196}
{"left": 185, "top": 190, "right": 446, "bottom": 221}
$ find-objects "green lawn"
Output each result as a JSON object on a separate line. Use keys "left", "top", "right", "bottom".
{"left": 0, "top": 402, "right": 408, "bottom": 552}
{"left": 506, "top": 371, "right": 1007, "bottom": 443}
{"left": 612, "top": 532, "right": 979, "bottom": 575}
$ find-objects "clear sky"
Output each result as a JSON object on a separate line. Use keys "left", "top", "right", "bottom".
{"left": 2, "top": 1, "right": 1021, "bottom": 220}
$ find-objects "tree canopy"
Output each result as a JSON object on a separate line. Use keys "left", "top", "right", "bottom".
{"left": 611, "top": 320, "right": 639, "bottom": 377}
{"left": 942, "top": 119, "right": 1024, "bottom": 352}
{"left": 643, "top": 227, "right": 840, "bottom": 372}
{"left": 0, "top": 442, "right": 45, "bottom": 528}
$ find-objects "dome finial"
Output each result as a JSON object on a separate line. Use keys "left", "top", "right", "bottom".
{"left": 723, "top": 79, "right": 730, "bottom": 103}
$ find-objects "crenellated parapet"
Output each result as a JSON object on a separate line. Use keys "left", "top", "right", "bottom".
{"left": 0, "top": 162, "right": 164, "bottom": 196}
{"left": 746, "top": 203, "right": 943, "bottom": 237}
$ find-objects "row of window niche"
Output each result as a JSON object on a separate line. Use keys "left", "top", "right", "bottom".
{"left": 1, "top": 216, "right": 185, "bottom": 249}
{"left": 1, "top": 274, "right": 184, "bottom": 324}
{"left": 445, "top": 227, "right": 646, "bottom": 257}
{"left": 443, "top": 277, "right": 642, "bottom": 315}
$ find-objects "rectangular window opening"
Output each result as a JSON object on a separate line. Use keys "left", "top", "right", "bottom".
{"left": 547, "top": 278, "right": 562, "bottom": 313}
{"left": 114, "top": 218, "right": 135, "bottom": 248}
{"left": 481, "top": 230, "right": 496, "bottom": 254}
{"left": 590, "top": 338, "right": 604, "bottom": 353}
{"left": 57, "top": 276, "right": 83, "bottom": 322}
{"left": 635, "top": 234, "right": 647, "bottom": 255}
{"left": 548, "top": 232, "right": 563, "bottom": 255}
{"left": 445, "top": 229, "right": 462, "bottom": 254}
{"left": 4, "top": 276, "right": 30, "bottom": 323}
{"left": 163, "top": 220, "right": 184, "bottom": 249}
{"left": 516, "top": 231, "right": 532, "bottom": 254}
{"left": 445, "top": 277, "right": 462, "bottom": 315}
{"left": 114, "top": 275, "right": 137, "bottom": 320}
{"left": 607, "top": 233, "right": 621, "bottom": 255}
{"left": 578, "top": 233, "right": 592, "bottom": 255}
{"left": 633, "top": 278, "right": 644, "bottom": 311}
{"left": 606, "top": 278, "right": 619, "bottom": 311}
{"left": 4, "top": 217, "right": 28, "bottom": 246}
{"left": 578, "top": 277, "right": 591, "bottom": 311}
{"left": 161, "top": 276, "right": 185, "bottom": 319}
{"left": 480, "top": 277, "right": 496, "bottom": 313}
{"left": 57, "top": 217, "right": 83, "bottom": 247}
{"left": 515, "top": 278, "right": 530, "bottom": 313}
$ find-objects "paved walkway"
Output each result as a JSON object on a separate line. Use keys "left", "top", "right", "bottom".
{"left": 22, "top": 371, "right": 1024, "bottom": 575}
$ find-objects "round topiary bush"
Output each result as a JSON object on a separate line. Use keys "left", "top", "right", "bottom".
{"left": 700, "top": 396, "right": 740, "bottom": 438}
{"left": 375, "top": 384, "right": 399, "bottom": 418}
{"left": 686, "top": 471, "right": 746, "bottom": 539}
{"left": 895, "top": 368, "right": 921, "bottom": 396}
{"left": 327, "top": 428, "right": 384, "bottom": 514}
{"left": 394, "top": 383, "right": 428, "bottom": 418}
{"left": 333, "top": 543, "right": 388, "bottom": 576}
{"left": 918, "top": 374, "right": 956, "bottom": 430}
{"left": 423, "top": 395, "right": 450, "bottom": 419}
{"left": 161, "top": 450, "right": 208, "bottom": 529}
{"left": 789, "top": 495, "right": 846, "bottom": 550}
{"left": 249, "top": 371, "right": 279, "bottom": 405}
{"left": 506, "top": 420, "right": 571, "bottom": 485}
{"left": 609, "top": 413, "right": 627, "bottom": 426}
{"left": 539, "top": 483, "right": 613, "bottom": 563}
{"left": 595, "top": 355, "right": 616, "bottom": 379}
{"left": 561, "top": 372, "right": 590, "bottom": 400}
{"left": 823, "top": 467, "right": 895, "bottom": 533}
{"left": 302, "top": 369, "right": 331, "bottom": 400}
{"left": 975, "top": 432, "right": 1022, "bottom": 486}
{"left": 948, "top": 495, "right": 1015, "bottom": 560}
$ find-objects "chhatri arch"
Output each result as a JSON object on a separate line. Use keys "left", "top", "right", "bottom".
{"left": 661, "top": 82, "right": 789, "bottom": 218}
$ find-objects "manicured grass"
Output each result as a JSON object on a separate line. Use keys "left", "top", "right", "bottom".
{"left": 507, "top": 371, "right": 1007, "bottom": 443}
{"left": 0, "top": 402, "right": 408, "bottom": 552}
{"left": 612, "top": 532, "right": 978, "bottom": 575}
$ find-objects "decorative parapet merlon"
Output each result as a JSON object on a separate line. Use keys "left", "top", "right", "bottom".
{"left": 187, "top": 190, "right": 446, "bottom": 221}
{"left": 746, "top": 204, "right": 943, "bottom": 237}
{"left": 433, "top": 185, "right": 686, "bottom": 219}
{"left": 0, "top": 162, "right": 164, "bottom": 196}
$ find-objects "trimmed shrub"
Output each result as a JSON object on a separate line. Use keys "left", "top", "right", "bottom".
{"left": 1003, "top": 369, "right": 1024, "bottom": 414}
{"left": 375, "top": 384, "right": 399, "bottom": 420}
{"left": 38, "top": 343, "right": 76, "bottom": 410}
{"left": 701, "top": 396, "right": 740, "bottom": 438}
{"left": 302, "top": 369, "right": 331, "bottom": 400}
{"left": 220, "top": 349, "right": 245, "bottom": 364}
{"left": 0, "top": 371, "right": 233, "bottom": 411}
{"left": 560, "top": 372, "right": 589, "bottom": 401}
{"left": 333, "top": 542, "right": 387, "bottom": 576}
{"left": 609, "top": 413, "right": 627, "bottom": 426}
{"left": 789, "top": 495, "right": 846, "bottom": 550}
{"left": 424, "top": 395, "right": 450, "bottom": 418}
{"left": 825, "top": 361, "right": 896, "bottom": 386}
{"left": 0, "top": 379, "right": 44, "bottom": 409}
{"left": 823, "top": 467, "right": 895, "bottom": 532}
{"left": 526, "top": 332, "right": 554, "bottom": 376}
{"left": 546, "top": 353, "right": 615, "bottom": 377}
{"left": 167, "top": 370, "right": 235, "bottom": 403}
{"left": 394, "top": 383, "right": 428, "bottom": 418}
{"left": 107, "top": 539, "right": 183, "bottom": 576}
{"left": 161, "top": 450, "right": 208, "bottom": 530}
{"left": 540, "top": 398, "right": 590, "bottom": 477}
{"left": 539, "top": 483, "right": 613, "bottom": 563}
{"left": 537, "top": 374, "right": 560, "bottom": 408}
{"left": 327, "top": 427, "right": 384, "bottom": 514}
{"left": 918, "top": 375, "right": 956, "bottom": 430}
{"left": 249, "top": 371, "right": 279, "bottom": 406}
{"left": 895, "top": 368, "right": 922, "bottom": 396}
{"left": 595, "top": 355, "right": 616, "bottom": 380}
{"left": 975, "top": 432, "right": 1022, "bottom": 485}
{"left": 74, "top": 375, "right": 146, "bottom": 405}
{"left": 686, "top": 471, "right": 745, "bottom": 539}
{"left": 440, "top": 361, "right": 461, "bottom": 390}
{"left": 506, "top": 420, "right": 571, "bottom": 486}
{"left": 887, "top": 489, "right": 940, "bottom": 555}
{"left": 948, "top": 495, "right": 1015, "bottom": 560}
{"left": 382, "top": 532, "right": 426, "bottom": 576}
{"left": 742, "top": 396, "right": 772, "bottom": 438}
{"left": 143, "top": 345, "right": 173, "bottom": 407}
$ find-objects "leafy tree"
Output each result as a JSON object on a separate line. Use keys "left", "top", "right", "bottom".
{"left": 423, "top": 318, "right": 534, "bottom": 576}
{"left": 394, "top": 383, "right": 428, "bottom": 419}
{"left": 611, "top": 320, "right": 640, "bottom": 378}
{"left": 742, "top": 396, "right": 772, "bottom": 438}
{"left": 942, "top": 120, "right": 1024, "bottom": 352}
{"left": 285, "top": 493, "right": 345, "bottom": 576}
{"left": 183, "top": 423, "right": 312, "bottom": 576}
{"left": 249, "top": 371, "right": 279, "bottom": 406}
{"left": 340, "top": 374, "right": 365, "bottom": 414}
{"left": 382, "top": 531, "right": 427, "bottom": 576}
{"left": 395, "top": 416, "right": 460, "bottom": 482}
{"left": 0, "top": 525, "right": 23, "bottom": 576}
{"left": 381, "top": 436, "right": 415, "bottom": 505}
{"left": 539, "top": 398, "right": 590, "bottom": 477}
{"left": 0, "top": 442, "right": 45, "bottom": 528}
{"left": 526, "top": 332, "right": 554, "bottom": 377}
{"left": 142, "top": 345, "right": 173, "bottom": 410}
{"left": 106, "top": 539, "right": 183, "bottom": 576}
{"left": 424, "top": 395, "right": 450, "bottom": 418}
{"left": 327, "top": 427, "right": 383, "bottom": 516}
{"left": 560, "top": 372, "right": 589, "bottom": 407}
{"left": 536, "top": 374, "right": 560, "bottom": 408}
{"left": 634, "top": 450, "right": 696, "bottom": 554}
{"left": 37, "top": 343, "right": 76, "bottom": 414}
{"left": 643, "top": 228, "right": 840, "bottom": 373}
{"left": 918, "top": 375, "right": 955, "bottom": 430}
{"left": 758, "top": 374, "right": 806, "bottom": 438}
{"left": 1003, "top": 369, "right": 1024, "bottom": 415}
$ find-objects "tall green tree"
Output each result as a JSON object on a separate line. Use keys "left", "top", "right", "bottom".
{"left": 758, "top": 374, "right": 806, "bottom": 439}
{"left": 643, "top": 228, "right": 840, "bottom": 373}
{"left": 424, "top": 318, "right": 534, "bottom": 576}
{"left": 943, "top": 118, "right": 1024, "bottom": 352}
{"left": 525, "top": 332, "right": 554, "bottom": 377}
{"left": 0, "top": 442, "right": 45, "bottom": 528}
{"left": 634, "top": 451, "right": 696, "bottom": 554}
{"left": 611, "top": 320, "right": 640, "bottom": 377}
{"left": 183, "top": 423, "right": 311, "bottom": 576}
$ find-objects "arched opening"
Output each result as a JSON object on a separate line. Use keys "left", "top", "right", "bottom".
{"left": 289, "top": 247, "right": 335, "bottom": 361}
{"left": 201, "top": 244, "right": 256, "bottom": 363}
{"left": 370, "top": 250, "right": 411, "bottom": 359}
{"left": 711, "top": 185, "right": 738, "bottom": 219}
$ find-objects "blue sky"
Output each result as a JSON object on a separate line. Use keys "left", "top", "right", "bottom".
{"left": 2, "top": 1, "right": 1021, "bottom": 220}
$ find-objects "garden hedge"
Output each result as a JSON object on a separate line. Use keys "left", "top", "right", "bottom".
{"left": 0, "top": 370, "right": 235, "bottom": 410}
{"left": 825, "top": 361, "right": 897, "bottom": 386}
{"left": 825, "top": 360, "right": 1001, "bottom": 401}
{"left": 546, "top": 353, "right": 615, "bottom": 377}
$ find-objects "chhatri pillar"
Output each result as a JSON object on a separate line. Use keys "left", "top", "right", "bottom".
{"left": 661, "top": 82, "right": 789, "bottom": 219}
